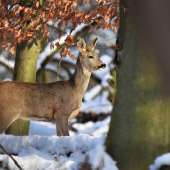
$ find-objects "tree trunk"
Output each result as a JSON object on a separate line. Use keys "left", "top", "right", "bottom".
{"left": 5, "top": 40, "right": 41, "bottom": 136}
{"left": 105, "top": 0, "right": 170, "bottom": 169}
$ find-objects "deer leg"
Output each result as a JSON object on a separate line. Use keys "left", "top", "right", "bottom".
{"left": 56, "top": 117, "right": 69, "bottom": 136}
{"left": 0, "top": 112, "right": 20, "bottom": 134}
{"left": 56, "top": 123, "right": 62, "bottom": 136}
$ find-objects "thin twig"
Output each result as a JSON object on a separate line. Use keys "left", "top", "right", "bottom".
{"left": 56, "top": 56, "right": 62, "bottom": 81}
{"left": 0, "top": 145, "right": 23, "bottom": 170}
{"left": 0, "top": 60, "right": 14, "bottom": 72}
{"left": 7, "top": 3, "right": 20, "bottom": 13}
{"left": 49, "top": 20, "right": 58, "bottom": 41}
{"left": 57, "top": 49, "right": 64, "bottom": 81}
{"left": 34, "top": 164, "right": 39, "bottom": 170}
{"left": 120, "top": 6, "right": 130, "bottom": 12}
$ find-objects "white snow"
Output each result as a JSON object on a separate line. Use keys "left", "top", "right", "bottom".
{"left": 0, "top": 134, "right": 105, "bottom": 157}
{"left": 29, "top": 116, "right": 110, "bottom": 137}
{"left": 0, "top": 54, "right": 14, "bottom": 69}
{"left": 0, "top": 133, "right": 115, "bottom": 170}
{"left": 68, "top": 145, "right": 118, "bottom": 170}
{"left": 149, "top": 153, "right": 170, "bottom": 170}
{"left": 72, "top": 116, "right": 111, "bottom": 136}
{"left": 81, "top": 91, "right": 113, "bottom": 114}
{"left": 2, "top": 78, "right": 12, "bottom": 81}
{"left": 91, "top": 28, "right": 117, "bottom": 47}
{"left": 29, "top": 121, "right": 57, "bottom": 136}
{"left": 84, "top": 84, "right": 102, "bottom": 101}
{"left": 0, "top": 113, "right": 114, "bottom": 169}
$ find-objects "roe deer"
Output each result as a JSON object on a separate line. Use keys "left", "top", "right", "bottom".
{"left": 0, "top": 38, "right": 106, "bottom": 136}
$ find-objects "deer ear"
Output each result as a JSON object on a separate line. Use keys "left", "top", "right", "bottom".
{"left": 77, "top": 38, "right": 86, "bottom": 52}
{"left": 86, "top": 38, "right": 98, "bottom": 51}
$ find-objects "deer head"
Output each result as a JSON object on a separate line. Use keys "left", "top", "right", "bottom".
{"left": 77, "top": 38, "right": 106, "bottom": 72}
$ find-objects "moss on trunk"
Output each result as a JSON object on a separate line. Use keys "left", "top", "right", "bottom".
{"left": 13, "top": 40, "right": 41, "bottom": 82}
{"left": 105, "top": 0, "right": 170, "bottom": 169}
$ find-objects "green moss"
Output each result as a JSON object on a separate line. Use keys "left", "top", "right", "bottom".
{"left": 13, "top": 40, "right": 41, "bottom": 83}
{"left": 105, "top": 0, "right": 170, "bottom": 169}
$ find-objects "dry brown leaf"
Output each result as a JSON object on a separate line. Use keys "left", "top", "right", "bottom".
{"left": 58, "top": 21, "right": 63, "bottom": 30}
{"left": 36, "top": 1, "right": 39, "bottom": 8}
{"left": 50, "top": 43, "right": 54, "bottom": 49}
{"left": 0, "top": 0, "right": 119, "bottom": 55}
{"left": 10, "top": 45, "right": 15, "bottom": 54}
{"left": 55, "top": 42, "right": 60, "bottom": 48}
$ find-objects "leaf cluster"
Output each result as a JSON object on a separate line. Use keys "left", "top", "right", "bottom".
{"left": 0, "top": 0, "right": 120, "bottom": 55}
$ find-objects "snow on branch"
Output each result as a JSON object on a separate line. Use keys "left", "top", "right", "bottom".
{"left": 0, "top": 54, "right": 14, "bottom": 72}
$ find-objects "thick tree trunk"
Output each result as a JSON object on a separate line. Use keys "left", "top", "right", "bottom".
{"left": 13, "top": 41, "right": 41, "bottom": 82}
{"left": 5, "top": 40, "right": 41, "bottom": 136}
{"left": 105, "top": 0, "right": 170, "bottom": 169}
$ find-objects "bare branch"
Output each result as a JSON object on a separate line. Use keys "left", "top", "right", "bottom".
{"left": 0, "top": 145, "right": 23, "bottom": 170}
{"left": 7, "top": 3, "right": 20, "bottom": 13}
{"left": 57, "top": 49, "right": 64, "bottom": 81}
{"left": 0, "top": 61, "right": 14, "bottom": 72}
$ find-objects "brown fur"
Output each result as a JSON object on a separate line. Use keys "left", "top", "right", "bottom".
{"left": 0, "top": 38, "right": 106, "bottom": 136}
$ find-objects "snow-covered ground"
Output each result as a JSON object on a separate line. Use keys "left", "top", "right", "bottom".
{"left": 29, "top": 116, "right": 111, "bottom": 137}
{"left": 0, "top": 133, "right": 118, "bottom": 170}
{"left": 150, "top": 153, "right": 170, "bottom": 170}
{"left": 0, "top": 116, "right": 118, "bottom": 170}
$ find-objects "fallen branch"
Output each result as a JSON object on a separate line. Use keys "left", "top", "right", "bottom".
{"left": 0, "top": 145, "right": 23, "bottom": 170}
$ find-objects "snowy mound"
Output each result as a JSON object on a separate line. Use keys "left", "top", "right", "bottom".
{"left": 0, "top": 134, "right": 118, "bottom": 170}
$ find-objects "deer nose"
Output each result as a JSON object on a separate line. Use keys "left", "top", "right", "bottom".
{"left": 98, "top": 63, "right": 106, "bottom": 70}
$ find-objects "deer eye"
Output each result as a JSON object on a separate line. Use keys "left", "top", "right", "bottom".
{"left": 88, "top": 56, "right": 94, "bottom": 59}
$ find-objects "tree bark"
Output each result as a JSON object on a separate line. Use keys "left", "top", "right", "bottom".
{"left": 5, "top": 40, "right": 41, "bottom": 136}
{"left": 13, "top": 41, "right": 41, "bottom": 82}
{"left": 105, "top": 0, "right": 170, "bottom": 169}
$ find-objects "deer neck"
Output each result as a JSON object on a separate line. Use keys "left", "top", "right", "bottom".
{"left": 70, "top": 57, "right": 91, "bottom": 94}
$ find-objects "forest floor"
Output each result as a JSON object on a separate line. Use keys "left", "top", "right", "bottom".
{"left": 0, "top": 112, "right": 119, "bottom": 170}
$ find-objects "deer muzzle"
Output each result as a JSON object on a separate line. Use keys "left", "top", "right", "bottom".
{"left": 98, "top": 63, "right": 106, "bottom": 70}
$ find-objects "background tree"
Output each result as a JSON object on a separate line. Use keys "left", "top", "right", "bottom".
{"left": 106, "top": 0, "right": 170, "bottom": 169}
